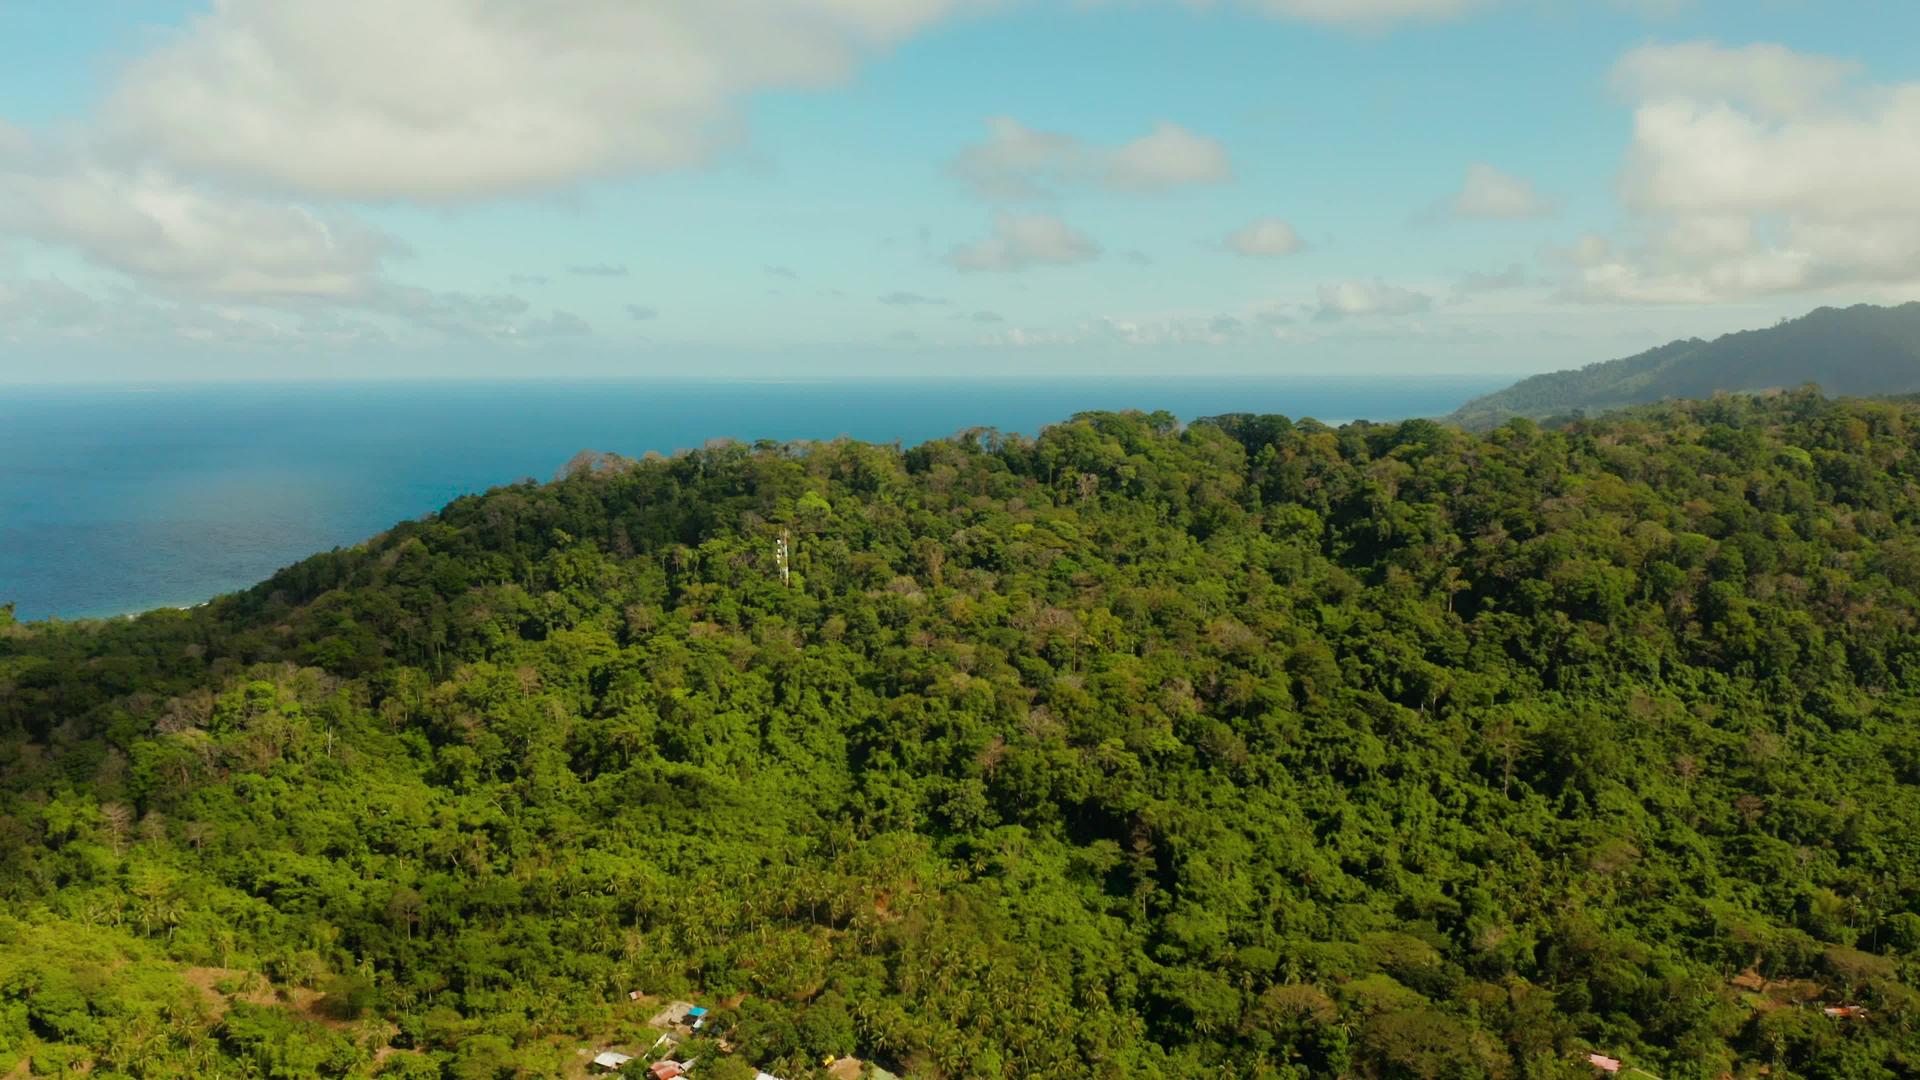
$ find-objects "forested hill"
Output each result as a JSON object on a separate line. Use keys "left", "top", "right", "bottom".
{"left": 7, "top": 394, "right": 1920, "bottom": 1079}
{"left": 1449, "top": 303, "right": 1920, "bottom": 429}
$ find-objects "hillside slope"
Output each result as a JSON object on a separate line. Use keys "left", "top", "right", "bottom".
{"left": 1450, "top": 303, "right": 1920, "bottom": 428}
{"left": 5, "top": 398, "right": 1920, "bottom": 1078}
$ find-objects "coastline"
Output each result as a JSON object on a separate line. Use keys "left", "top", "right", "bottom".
{"left": 4, "top": 377, "right": 1510, "bottom": 621}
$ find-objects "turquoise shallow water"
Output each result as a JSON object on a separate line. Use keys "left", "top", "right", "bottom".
{"left": 0, "top": 376, "right": 1506, "bottom": 620}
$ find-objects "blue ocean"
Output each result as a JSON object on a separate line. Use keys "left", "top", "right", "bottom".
{"left": 0, "top": 377, "right": 1505, "bottom": 621}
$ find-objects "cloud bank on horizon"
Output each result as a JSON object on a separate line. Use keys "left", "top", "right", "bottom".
{"left": 0, "top": 0, "right": 1916, "bottom": 379}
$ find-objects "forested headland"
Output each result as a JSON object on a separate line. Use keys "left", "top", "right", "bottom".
{"left": 1448, "top": 303, "right": 1920, "bottom": 429}
{"left": 4, "top": 390, "right": 1920, "bottom": 1078}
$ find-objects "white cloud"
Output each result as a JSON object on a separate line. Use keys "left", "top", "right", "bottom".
{"left": 0, "top": 125, "right": 609, "bottom": 344}
{"left": 102, "top": 0, "right": 974, "bottom": 201}
{"left": 0, "top": 145, "right": 397, "bottom": 299}
{"left": 979, "top": 314, "right": 1240, "bottom": 349}
{"left": 949, "top": 117, "right": 1230, "bottom": 200}
{"left": 1241, "top": 0, "right": 1484, "bottom": 27}
{"left": 1570, "top": 42, "right": 1920, "bottom": 303}
{"left": 1104, "top": 122, "right": 1235, "bottom": 191}
{"left": 947, "top": 213, "right": 1101, "bottom": 272}
{"left": 1225, "top": 217, "right": 1304, "bottom": 256}
{"left": 1619, "top": 97, "right": 1920, "bottom": 222}
{"left": 981, "top": 325, "right": 1076, "bottom": 347}
{"left": 1313, "top": 280, "right": 1433, "bottom": 321}
{"left": 1448, "top": 163, "right": 1554, "bottom": 220}
{"left": 1240, "top": 0, "right": 1679, "bottom": 26}
{"left": 1611, "top": 41, "right": 1859, "bottom": 118}
{"left": 1093, "top": 314, "right": 1246, "bottom": 346}
{"left": 950, "top": 119, "right": 1077, "bottom": 201}
{"left": 974, "top": 306, "right": 1324, "bottom": 349}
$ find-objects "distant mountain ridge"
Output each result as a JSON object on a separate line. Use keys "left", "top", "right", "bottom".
{"left": 1448, "top": 302, "right": 1920, "bottom": 428}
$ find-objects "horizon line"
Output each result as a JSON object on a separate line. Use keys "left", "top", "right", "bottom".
{"left": 2, "top": 372, "right": 1515, "bottom": 390}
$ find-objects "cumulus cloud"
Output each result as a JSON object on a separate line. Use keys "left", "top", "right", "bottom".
{"left": 1225, "top": 218, "right": 1305, "bottom": 257}
{"left": 0, "top": 142, "right": 397, "bottom": 299}
{"left": 101, "top": 0, "right": 974, "bottom": 201}
{"left": 1569, "top": 42, "right": 1920, "bottom": 303}
{"left": 1446, "top": 163, "right": 1554, "bottom": 220}
{"left": 947, "top": 213, "right": 1101, "bottom": 272}
{"left": 1611, "top": 41, "right": 1858, "bottom": 118}
{"left": 0, "top": 1, "right": 987, "bottom": 351}
{"left": 949, "top": 117, "right": 1231, "bottom": 200}
{"left": 1313, "top": 280, "right": 1434, "bottom": 321}
{"left": 0, "top": 121, "right": 621, "bottom": 347}
{"left": 1105, "top": 123, "right": 1235, "bottom": 192}
{"left": 1616, "top": 52, "right": 1920, "bottom": 220}
{"left": 0, "top": 122, "right": 621, "bottom": 349}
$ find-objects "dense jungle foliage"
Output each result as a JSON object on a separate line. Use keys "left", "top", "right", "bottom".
{"left": 5, "top": 389, "right": 1920, "bottom": 1079}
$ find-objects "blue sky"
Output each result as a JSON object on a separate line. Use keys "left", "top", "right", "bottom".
{"left": 2, "top": 0, "right": 1918, "bottom": 380}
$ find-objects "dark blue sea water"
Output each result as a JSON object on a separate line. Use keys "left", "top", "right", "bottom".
{"left": 0, "top": 377, "right": 1506, "bottom": 621}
